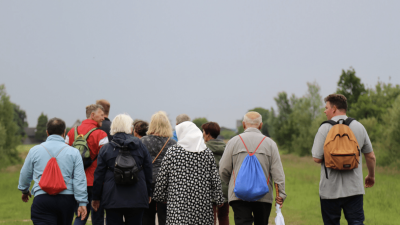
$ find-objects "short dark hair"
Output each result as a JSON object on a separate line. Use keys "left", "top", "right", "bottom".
{"left": 201, "top": 122, "right": 220, "bottom": 139}
{"left": 324, "top": 94, "right": 348, "bottom": 111}
{"left": 133, "top": 120, "right": 149, "bottom": 137}
{"left": 47, "top": 118, "right": 66, "bottom": 136}
{"left": 96, "top": 99, "right": 110, "bottom": 116}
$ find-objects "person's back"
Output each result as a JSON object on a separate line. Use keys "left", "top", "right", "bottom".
{"left": 92, "top": 114, "right": 153, "bottom": 225}
{"left": 312, "top": 94, "right": 376, "bottom": 225}
{"left": 65, "top": 104, "right": 109, "bottom": 225}
{"left": 18, "top": 118, "right": 88, "bottom": 225}
{"left": 219, "top": 112, "right": 286, "bottom": 225}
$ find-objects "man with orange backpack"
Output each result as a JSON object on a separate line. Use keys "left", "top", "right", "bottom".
{"left": 312, "top": 94, "right": 376, "bottom": 225}
{"left": 66, "top": 104, "right": 109, "bottom": 225}
{"left": 18, "top": 118, "right": 88, "bottom": 224}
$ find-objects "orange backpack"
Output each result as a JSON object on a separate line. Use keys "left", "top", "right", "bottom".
{"left": 321, "top": 118, "right": 360, "bottom": 179}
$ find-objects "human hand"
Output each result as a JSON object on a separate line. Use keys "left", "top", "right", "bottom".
{"left": 77, "top": 206, "right": 87, "bottom": 220}
{"left": 92, "top": 200, "right": 100, "bottom": 212}
{"left": 21, "top": 191, "right": 32, "bottom": 202}
{"left": 365, "top": 174, "right": 375, "bottom": 188}
{"left": 276, "top": 196, "right": 283, "bottom": 208}
{"left": 149, "top": 197, "right": 152, "bottom": 204}
{"left": 218, "top": 203, "right": 224, "bottom": 207}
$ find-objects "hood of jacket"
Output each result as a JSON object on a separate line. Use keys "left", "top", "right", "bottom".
{"left": 205, "top": 139, "right": 226, "bottom": 156}
{"left": 111, "top": 132, "right": 140, "bottom": 150}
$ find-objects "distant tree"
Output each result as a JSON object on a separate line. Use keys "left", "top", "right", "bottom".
{"left": 273, "top": 92, "right": 295, "bottom": 148}
{"left": 192, "top": 117, "right": 208, "bottom": 131}
{"left": 220, "top": 129, "right": 236, "bottom": 139}
{"left": 35, "top": 113, "right": 48, "bottom": 141}
{"left": 13, "top": 104, "right": 28, "bottom": 137}
{"left": 336, "top": 68, "right": 366, "bottom": 112}
{"left": 0, "top": 84, "right": 21, "bottom": 167}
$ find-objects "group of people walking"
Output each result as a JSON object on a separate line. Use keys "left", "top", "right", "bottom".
{"left": 18, "top": 94, "right": 376, "bottom": 225}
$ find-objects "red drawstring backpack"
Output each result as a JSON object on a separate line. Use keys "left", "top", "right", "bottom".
{"left": 38, "top": 145, "right": 69, "bottom": 195}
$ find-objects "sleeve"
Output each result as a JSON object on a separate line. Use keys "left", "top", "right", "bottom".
{"left": 141, "top": 143, "right": 153, "bottom": 197}
{"left": 219, "top": 139, "right": 234, "bottom": 185}
{"left": 92, "top": 145, "right": 108, "bottom": 201}
{"left": 66, "top": 128, "right": 74, "bottom": 145}
{"left": 311, "top": 126, "right": 326, "bottom": 159}
{"left": 152, "top": 148, "right": 172, "bottom": 202}
{"left": 96, "top": 130, "right": 109, "bottom": 151}
{"left": 209, "top": 150, "right": 224, "bottom": 205}
{"left": 270, "top": 142, "right": 287, "bottom": 201}
{"left": 361, "top": 126, "right": 373, "bottom": 154}
{"left": 18, "top": 148, "right": 35, "bottom": 193}
{"left": 72, "top": 148, "right": 89, "bottom": 206}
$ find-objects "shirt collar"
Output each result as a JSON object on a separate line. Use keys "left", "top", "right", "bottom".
{"left": 331, "top": 115, "right": 348, "bottom": 122}
{"left": 82, "top": 119, "right": 100, "bottom": 127}
{"left": 46, "top": 134, "right": 66, "bottom": 142}
{"left": 244, "top": 127, "right": 262, "bottom": 134}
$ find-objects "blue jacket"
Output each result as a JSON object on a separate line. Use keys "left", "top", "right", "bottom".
{"left": 18, "top": 135, "right": 88, "bottom": 206}
{"left": 92, "top": 132, "right": 153, "bottom": 209}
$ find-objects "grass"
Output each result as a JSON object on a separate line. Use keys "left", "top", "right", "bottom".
{"left": 1, "top": 145, "right": 399, "bottom": 224}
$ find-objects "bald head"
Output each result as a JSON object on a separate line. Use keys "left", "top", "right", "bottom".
{"left": 243, "top": 111, "right": 262, "bottom": 130}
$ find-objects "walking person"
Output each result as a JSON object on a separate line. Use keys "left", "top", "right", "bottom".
{"left": 18, "top": 118, "right": 88, "bottom": 225}
{"left": 202, "top": 122, "right": 230, "bottom": 225}
{"left": 312, "top": 94, "right": 376, "bottom": 225}
{"left": 219, "top": 112, "right": 287, "bottom": 225}
{"left": 66, "top": 104, "right": 109, "bottom": 225}
{"left": 153, "top": 121, "right": 224, "bottom": 225}
{"left": 141, "top": 111, "right": 177, "bottom": 225}
{"left": 92, "top": 114, "right": 153, "bottom": 225}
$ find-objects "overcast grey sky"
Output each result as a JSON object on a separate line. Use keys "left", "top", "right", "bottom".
{"left": 1, "top": 1, "right": 399, "bottom": 129}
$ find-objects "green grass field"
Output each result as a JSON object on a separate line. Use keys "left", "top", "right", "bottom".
{"left": 1, "top": 145, "right": 399, "bottom": 224}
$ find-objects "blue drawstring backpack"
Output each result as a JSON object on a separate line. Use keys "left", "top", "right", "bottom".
{"left": 233, "top": 135, "right": 269, "bottom": 201}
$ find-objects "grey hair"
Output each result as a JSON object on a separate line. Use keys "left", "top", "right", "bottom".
{"left": 176, "top": 114, "right": 191, "bottom": 125}
{"left": 110, "top": 114, "right": 134, "bottom": 135}
{"left": 243, "top": 112, "right": 262, "bottom": 125}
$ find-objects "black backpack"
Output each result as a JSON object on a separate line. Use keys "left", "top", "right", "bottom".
{"left": 72, "top": 126, "right": 98, "bottom": 169}
{"left": 109, "top": 141, "right": 142, "bottom": 185}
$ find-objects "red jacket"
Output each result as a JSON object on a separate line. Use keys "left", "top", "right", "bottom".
{"left": 66, "top": 119, "right": 109, "bottom": 186}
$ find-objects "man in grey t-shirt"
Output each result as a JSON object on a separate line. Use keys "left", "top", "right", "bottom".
{"left": 312, "top": 94, "right": 376, "bottom": 225}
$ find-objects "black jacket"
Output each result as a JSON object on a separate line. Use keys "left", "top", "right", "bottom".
{"left": 99, "top": 117, "right": 112, "bottom": 141}
{"left": 92, "top": 133, "right": 153, "bottom": 209}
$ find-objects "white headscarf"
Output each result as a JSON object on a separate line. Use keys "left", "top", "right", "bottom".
{"left": 176, "top": 121, "right": 207, "bottom": 153}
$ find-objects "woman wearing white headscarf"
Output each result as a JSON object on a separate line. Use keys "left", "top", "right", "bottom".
{"left": 152, "top": 121, "right": 224, "bottom": 225}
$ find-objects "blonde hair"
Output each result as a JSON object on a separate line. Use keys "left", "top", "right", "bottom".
{"left": 147, "top": 111, "right": 173, "bottom": 137}
{"left": 110, "top": 114, "right": 134, "bottom": 135}
{"left": 86, "top": 104, "right": 104, "bottom": 119}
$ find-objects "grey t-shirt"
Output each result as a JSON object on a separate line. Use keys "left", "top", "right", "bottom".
{"left": 311, "top": 115, "right": 373, "bottom": 199}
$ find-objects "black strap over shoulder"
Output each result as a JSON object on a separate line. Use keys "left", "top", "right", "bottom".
{"left": 320, "top": 120, "right": 337, "bottom": 127}
{"left": 344, "top": 117, "right": 355, "bottom": 126}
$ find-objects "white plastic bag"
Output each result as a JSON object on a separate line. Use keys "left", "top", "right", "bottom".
{"left": 275, "top": 204, "right": 285, "bottom": 225}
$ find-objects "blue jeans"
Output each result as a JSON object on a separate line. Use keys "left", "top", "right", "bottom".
{"left": 31, "top": 194, "right": 75, "bottom": 225}
{"left": 74, "top": 186, "right": 105, "bottom": 225}
{"left": 320, "top": 195, "right": 365, "bottom": 225}
{"left": 106, "top": 208, "right": 144, "bottom": 225}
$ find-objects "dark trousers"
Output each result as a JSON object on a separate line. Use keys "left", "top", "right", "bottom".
{"left": 142, "top": 200, "right": 167, "bottom": 225}
{"left": 106, "top": 208, "right": 144, "bottom": 225}
{"left": 74, "top": 186, "right": 105, "bottom": 225}
{"left": 31, "top": 194, "right": 75, "bottom": 225}
{"left": 230, "top": 200, "right": 272, "bottom": 225}
{"left": 213, "top": 203, "right": 230, "bottom": 225}
{"left": 320, "top": 195, "right": 365, "bottom": 225}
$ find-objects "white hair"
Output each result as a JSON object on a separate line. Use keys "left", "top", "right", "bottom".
{"left": 243, "top": 113, "right": 262, "bottom": 125}
{"left": 110, "top": 114, "right": 134, "bottom": 135}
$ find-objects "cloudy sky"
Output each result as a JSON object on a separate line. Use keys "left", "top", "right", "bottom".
{"left": 1, "top": 1, "right": 399, "bottom": 129}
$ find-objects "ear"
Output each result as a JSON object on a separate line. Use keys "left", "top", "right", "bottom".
{"left": 258, "top": 122, "right": 263, "bottom": 130}
{"left": 242, "top": 122, "right": 246, "bottom": 130}
{"left": 62, "top": 129, "right": 66, "bottom": 138}
{"left": 46, "top": 130, "right": 49, "bottom": 137}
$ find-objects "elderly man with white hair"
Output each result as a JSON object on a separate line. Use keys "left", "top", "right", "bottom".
{"left": 219, "top": 111, "right": 287, "bottom": 225}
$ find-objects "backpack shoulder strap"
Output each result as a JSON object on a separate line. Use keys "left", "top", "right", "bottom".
{"left": 83, "top": 127, "right": 98, "bottom": 140}
{"left": 238, "top": 135, "right": 267, "bottom": 156}
{"left": 344, "top": 117, "right": 355, "bottom": 126}
{"left": 320, "top": 120, "right": 337, "bottom": 127}
{"left": 74, "top": 126, "right": 79, "bottom": 139}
